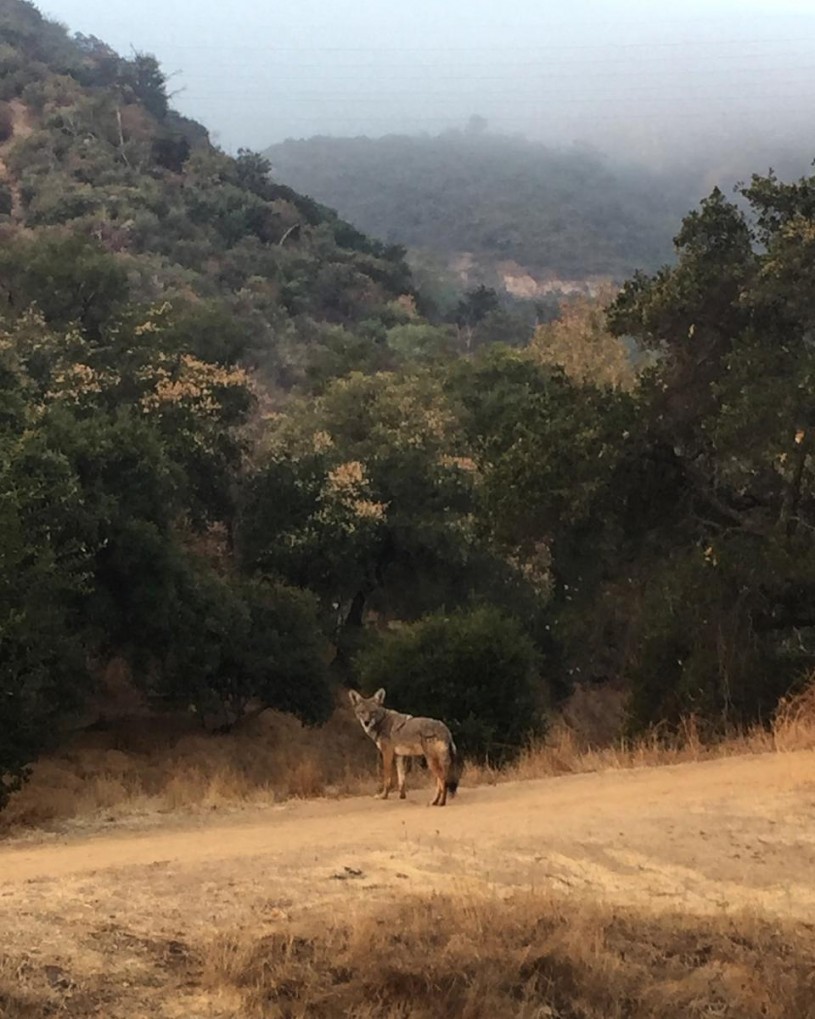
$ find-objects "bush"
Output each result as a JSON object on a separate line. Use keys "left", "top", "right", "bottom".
{"left": 0, "top": 100, "right": 14, "bottom": 142}
{"left": 160, "top": 571, "right": 334, "bottom": 731}
{"left": 355, "top": 605, "right": 544, "bottom": 762}
{"left": 0, "top": 231, "right": 129, "bottom": 337}
{"left": 0, "top": 46, "right": 43, "bottom": 101}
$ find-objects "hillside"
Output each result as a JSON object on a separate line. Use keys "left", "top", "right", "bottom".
{"left": 0, "top": 0, "right": 442, "bottom": 805}
{"left": 0, "top": 0, "right": 417, "bottom": 390}
{"left": 265, "top": 131, "right": 696, "bottom": 285}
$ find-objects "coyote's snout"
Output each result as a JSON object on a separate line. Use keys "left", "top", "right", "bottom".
{"left": 348, "top": 688, "right": 461, "bottom": 806}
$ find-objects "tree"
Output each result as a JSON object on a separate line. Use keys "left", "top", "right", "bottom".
{"left": 238, "top": 363, "right": 561, "bottom": 680}
{"left": 122, "top": 52, "right": 169, "bottom": 120}
{"left": 385, "top": 323, "right": 455, "bottom": 363}
{"left": 159, "top": 571, "right": 332, "bottom": 730}
{"left": 451, "top": 345, "right": 635, "bottom": 550}
{"left": 603, "top": 175, "right": 815, "bottom": 727}
{"left": 0, "top": 412, "right": 92, "bottom": 807}
{"left": 453, "top": 285, "right": 501, "bottom": 354}
{"left": 530, "top": 286, "right": 638, "bottom": 390}
{"left": 0, "top": 232, "right": 129, "bottom": 339}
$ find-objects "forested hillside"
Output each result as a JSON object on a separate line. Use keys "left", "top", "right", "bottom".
{"left": 0, "top": 0, "right": 426, "bottom": 804}
{"left": 4, "top": 0, "right": 815, "bottom": 811}
{"left": 265, "top": 131, "right": 695, "bottom": 281}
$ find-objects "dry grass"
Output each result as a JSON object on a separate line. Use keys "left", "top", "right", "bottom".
{"left": 1, "top": 705, "right": 376, "bottom": 832}
{"left": 202, "top": 891, "right": 815, "bottom": 1019}
{"left": 0, "top": 927, "right": 199, "bottom": 1019}
{"left": 3, "top": 890, "right": 814, "bottom": 1018}
{"left": 468, "top": 681, "right": 815, "bottom": 787}
{"left": 4, "top": 680, "right": 815, "bottom": 834}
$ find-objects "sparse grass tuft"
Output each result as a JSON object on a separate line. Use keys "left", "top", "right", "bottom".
{"left": 773, "top": 680, "right": 815, "bottom": 750}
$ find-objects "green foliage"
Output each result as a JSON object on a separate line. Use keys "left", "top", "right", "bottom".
{"left": 0, "top": 99, "right": 13, "bottom": 140}
{"left": 0, "top": 427, "right": 91, "bottom": 808}
{"left": 238, "top": 445, "right": 389, "bottom": 616}
{"left": 600, "top": 173, "right": 815, "bottom": 728}
{"left": 450, "top": 346, "right": 635, "bottom": 548}
{"left": 0, "top": 0, "right": 426, "bottom": 803}
{"left": 121, "top": 53, "right": 168, "bottom": 120}
{"left": 0, "top": 232, "right": 129, "bottom": 337}
{"left": 385, "top": 322, "right": 455, "bottom": 362}
{"left": 355, "top": 607, "right": 544, "bottom": 762}
{"left": 0, "top": 287, "right": 257, "bottom": 787}
{"left": 455, "top": 285, "right": 499, "bottom": 329}
{"left": 237, "top": 366, "right": 557, "bottom": 684}
{"left": 157, "top": 298, "right": 251, "bottom": 365}
{"left": 159, "top": 571, "right": 333, "bottom": 729}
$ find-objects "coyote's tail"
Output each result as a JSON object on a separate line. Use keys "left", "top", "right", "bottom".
{"left": 446, "top": 741, "right": 462, "bottom": 798}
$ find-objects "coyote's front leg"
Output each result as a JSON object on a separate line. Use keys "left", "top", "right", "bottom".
{"left": 378, "top": 744, "right": 395, "bottom": 799}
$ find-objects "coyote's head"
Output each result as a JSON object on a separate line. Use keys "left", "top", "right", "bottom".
{"left": 348, "top": 687, "right": 386, "bottom": 739}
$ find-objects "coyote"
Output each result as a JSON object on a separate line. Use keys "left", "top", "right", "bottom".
{"left": 348, "top": 688, "right": 461, "bottom": 806}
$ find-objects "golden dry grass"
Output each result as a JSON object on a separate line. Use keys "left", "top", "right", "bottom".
{"left": 0, "top": 705, "right": 376, "bottom": 832}
{"left": 3, "top": 889, "right": 814, "bottom": 1018}
{"left": 203, "top": 891, "right": 815, "bottom": 1019}
{"left": 468, "top": 681, "right": 815, "bottom": 787}
{"left": 4, "top": 680, "right": 815, "bottom": 834}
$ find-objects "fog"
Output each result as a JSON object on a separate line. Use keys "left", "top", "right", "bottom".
{"left": 42, "top": 0, "right": 815, "bottom": 173}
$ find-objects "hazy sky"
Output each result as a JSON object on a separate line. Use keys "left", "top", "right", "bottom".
{"left": 40, "top": 0, "right": 815, "bottom": 164}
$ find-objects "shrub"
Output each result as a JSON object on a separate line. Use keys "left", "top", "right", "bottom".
{"left": 0, "top": 231, "right": 129, "bottom": 337}
{"left": 160, "top": 571, "right": 334, "bottom": 731}
{"left": 355, "top": 605, "right": 544, "bottom": 762}
{"left": 0, "top": 101, "right": 14, "bottom": 142}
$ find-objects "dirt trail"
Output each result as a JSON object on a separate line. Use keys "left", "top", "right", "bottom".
{"left": 3, "top": 750, "right": 815, "bottom": 914}
{"left": 3, "top": 750, "right": 814, "bottom": 1017}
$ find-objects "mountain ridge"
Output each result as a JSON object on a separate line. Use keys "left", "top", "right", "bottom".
{"left": 264, "top": 130, "right": 696, "bottom": 284}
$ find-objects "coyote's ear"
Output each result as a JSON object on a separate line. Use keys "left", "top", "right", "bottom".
{"left": 373, "top": 687, "right": 386, "bottom": 705}
{"left": 348, "top": 689, "right": 362, "bottom": 706}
